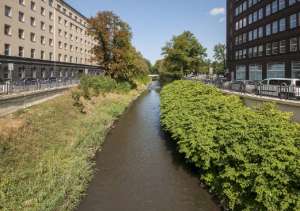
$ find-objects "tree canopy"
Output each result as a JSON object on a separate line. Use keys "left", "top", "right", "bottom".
{"left": 213, "top": 43, "right": 226, "bottom": 75}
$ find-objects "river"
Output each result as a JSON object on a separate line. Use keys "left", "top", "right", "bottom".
{"left": 77, "top": 81, "right": 220, "bottom": 211}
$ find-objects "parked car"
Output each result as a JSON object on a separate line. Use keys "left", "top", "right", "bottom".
{"left": 215, "top": 78, "right": 230, "bottom": 88}
{"left": 230, "top": 80, "right": 256, "bottom": 93}
{"left": 40, "top": 77, "right": 57, "bottom": 83}
{"left": 257, "top": 78, "right": 300, "bottom": 98}
{"left": 58, "top": 77, "right": 69, "bottom": 82}
{"left": 14, "top": 78, "right": 37, "bottom": 86}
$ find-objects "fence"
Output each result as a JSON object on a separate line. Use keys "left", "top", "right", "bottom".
{"left": 0, "top": 78, "right": 80, "bottom": 96}
{"left": 199, "top": 79, "right": 300, "bottom": 101}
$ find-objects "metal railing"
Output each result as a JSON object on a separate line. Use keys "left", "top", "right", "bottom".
{"left": 0, "top": 78, "right": 80, "bottom": 96}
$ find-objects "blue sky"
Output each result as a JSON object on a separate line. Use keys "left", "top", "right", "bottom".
{"left": 65, "top": 0, "right": 226, "bottom": 65}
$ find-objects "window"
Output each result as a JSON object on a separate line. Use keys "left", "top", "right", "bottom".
{"left": 248, "top": 48, "right": 253, "bottom": 58}
{"left": 279, "top": 0, "right": 285, "bottom": 10}
{"left": 5, "top": 6, "right": 11, "bottom": 17}
{"left": 259, "top": 8, "right": 263, "bottom": 20}
{"left": 41, "top": 51, "right": 44, "bottom": 60}
{"left": 248, "top": 31, "right": 253, "bottom": 41}
{"left": 266, "top": 4, "right": 271, "bottom": 16}
{"left": 253, "top": 29, "right": 257, "bottom": 40}
{"left": 253, "top": 46, "right": 258, "bottom": 57}
{"left": 272, "top": 0, "right": 278, "bottom": 13}
{"left": 41, "top": 68, "right": 45, "bottom": 77}
{"left": 41, "top": 7, "right": 45, "bottom": 16}
{"left": 70, "top": 34, "right": 73, "bottom": 40}
{"left": 236, "top": 22, "right": 239, "bottom": 30}
{"left": 30, "top": 33, "right": 35, "bottom": 42}
{"left": 266, "top": 43, "right": 271, "bottom": 55}
{"left": 259, "top": 45, "right": 263, "bottom": 56}
{"left": 272, "top": 21, "right": 278, "bottom": 34}
{"left": 19, "top": 47, "right": 24, "bottom": 57}
{"left": 31, "top": 49, "right": 35, "bottom": 58}
{"left": 70, "top": 56, "right": 73, "bottom": 63}
{"left": 4, "top": 68, "right": 9, "bottom": 79}
{"left": 41, "top": 36, "right": 45, "bottom": 44}
{"left": 64, "top": 20, "right": 67, "bottom": 26}
{"left": 4, "top": 25, "right": 11, "bottom": 35}
{"left": 243, "top": 17, "right": 247, "bottom": 27}
{"left": 63, "top": 8, "right": 66, "bottom": 14}
{"left": 41, "top": 21, "right": 45, "bottom": 30}
{"left": 280, "top": 18, "right": 285, "bottom": 31}
{"left": 243, "top": 2, "right": 247, "bottom": 11}
{"left": 236, "top": 7, "right": 239, "bottom": 16}
{"left": 239, "top": 5, "right": 242, "bottom": 13}
{"left": 64, "top": 31, "right": 67, "bottom": 38}
{"left": 70, "top": 23, "right": 73, "bottom": 29}
{"left": 290, "top": 38, "right": 297, "bottom": 51}
{"left": 49, "top": 0, "right": 53, "bottom": 7}
{"left": 69, "top": 12, "right": 72, "bottom": 18}
{"left": 239, "top": 19, "right": 243, "bottom": 29}
{"left": 19, "top": 12, "right": 25, "bottom": 22}
{"left": 57, "top": 4, "right": 61, "bottom": 10}
{"left": 58, "top": 29, "right": 62, "bottom": 36}
{"left": 5, "top": 44, "right": 10, "bottom": 56}
{"left": 64, "top": 43, "right": 67, "bottom": 50}
{"left": 267, "top": 63, "right": 285, "bottom": 78}
{"left": 19, "top": 29, "right": 24, "bottom": 39}
{"left": 64, "top": 55, "right": 67, "bottom": 62}
{"left": 30, "top": 17, "right": 35, "bottom": 26}
{"left": 253, "top": 11, "right": 257, "bottom": 22}
{"left": 31, "top": 68, "right": 36, "bottom": 78}
{"left": 290, "top": 14, "right": 297, "bottom": 28}
{"left": 75, "top": 16, "right": 78, "bottom": 21}
{"left": 59, "top": 41, "right": 62, "bottom": 48}
{"left": 19, "top": 67, "right": 24, "bottom": 79}
{"left": 19, "top": 0, "right": 25, "bottom": 5}
{"left": 70, "top": 45, "right": 73, "bottom": 51}
{"left": 259, "top": 27, "right": 263, "bottom": 38}
{"left": 236, "top": 65, "right": 246, "bottom": 79}
{"left": 235, "top": 51, "right": 239, "bottom": 60}
{"left": 243, "top": 33, "right": 247, "bottom": 43}
{"left": 58, "top": 16, "right": 62, "bottom": 24}
{"left": 49, "top": 25, "right": 53, "bottom": 33}
{"left": 290, "top": 0, "right": 296, "bottom": 5}
{"left": 272, "top": 42, "right": 278, "bottom": 54}
{"left": 80, "top": 19, "right": 82, "bottom": 24}
{"left": 49, "top": 52, "right": 53, "bottom": 61}
{"left": 49, "top": 39, "right": 53, "bottom": 46}
{"left": 235, "top": 36, "right": 238, "bottom": 45}
{"left": 31, "top": 2, "right": 36, "bottom": 10}
{"left": 280, "top": 40, "right": 286, "bottom": 53}
{"left": 239, "top": 50, "right": 243, "bottom": 59}
{"left": 58, "top": 54, "right": 62, "bottom": 62}
{"left": 266, "top": 24, "right": 271, "bottom": 36}
{"left": 249, "top": 64, "right": 262, "bottom": 80}
{"left": 243, "top": 49, "right": 247, "bottom": 59}
{"left": 249, "top": 0, "right": 253, "bottom": 7}
{"left": 49, "top": 12, "right": 53, "bottom": 20}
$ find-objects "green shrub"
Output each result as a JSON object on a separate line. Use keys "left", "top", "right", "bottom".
{"left": 115, "top": 81, "right": 132, "bottom": 94}
{"left": 160, "top": 80, "right": 300, "bottom": 210}
{"left": 134, "top": 73, "right": 151, "bottom": 85}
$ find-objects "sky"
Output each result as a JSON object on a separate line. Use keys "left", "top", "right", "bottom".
{"left": 65, "top": 0, "right": 226, "bottom": 65}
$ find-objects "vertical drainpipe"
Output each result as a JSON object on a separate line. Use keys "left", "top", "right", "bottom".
{"left": 53, "top": 1, "right": 56, "bottom": 78}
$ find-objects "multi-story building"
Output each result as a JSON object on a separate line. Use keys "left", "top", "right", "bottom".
{"left": 226, "top": 0, "right": 300, "bottom": 81}
{"left": 0, "top": 0, "right": 102, "bottom": 82}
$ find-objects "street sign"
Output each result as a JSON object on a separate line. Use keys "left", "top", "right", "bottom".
{"left": 8, "top": 63, "right": 14, "bottom": 71}
{"left": 226, "top": 69, "right": 229, "bottom": 73}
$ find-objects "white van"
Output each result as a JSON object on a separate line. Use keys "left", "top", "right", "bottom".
{"left": 257, "top": 78, "right": 300, "bottom": 98}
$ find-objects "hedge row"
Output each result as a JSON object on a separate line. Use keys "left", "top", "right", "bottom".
{"left": 160, "top": 80, "right": 300, "bottom": 210}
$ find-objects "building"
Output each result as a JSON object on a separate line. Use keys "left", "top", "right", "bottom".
{"left": 0, "top": 0, "right": 102, "bottom": 82}
{"left": 226, "top": 0, "right": 300, "bottom": 81}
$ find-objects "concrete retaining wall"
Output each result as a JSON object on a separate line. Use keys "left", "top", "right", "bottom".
{"left": 223, "top": 90, "right": 300, "bottom": 124}
{"left": 0, "top": 86, "right": 75, "bottom": 117}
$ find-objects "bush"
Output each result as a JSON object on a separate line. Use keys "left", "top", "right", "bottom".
{"left": 135, "top": 73, "right": 151, "bottom": 85}
{"left": 160, "top": 80, "right": 300, "bottom": 210}
{"left": 80, "top": 75, "right": 117, "bottom": 97}
{"left": 115, "top": 81, "right": 132, "bottom": 94}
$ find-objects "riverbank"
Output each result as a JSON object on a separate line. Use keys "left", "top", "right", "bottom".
{"left": 0, "top": 80, "right": 150, "bottom": 210}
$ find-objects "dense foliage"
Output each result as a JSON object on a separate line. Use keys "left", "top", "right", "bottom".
{"left": 160, "top": 80, "right": 300, "bottom": 210}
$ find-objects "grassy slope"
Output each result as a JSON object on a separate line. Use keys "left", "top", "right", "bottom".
{"left": 0, "top": 82, "right": 149, "bottom": 210}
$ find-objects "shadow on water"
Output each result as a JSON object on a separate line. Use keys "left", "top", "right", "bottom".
{"left": 77, "top": 81, "right": 221, "bottom": 211}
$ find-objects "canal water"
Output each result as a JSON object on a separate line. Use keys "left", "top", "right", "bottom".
{"left": 77, "top": 81, "right": 220, "bottom": 211}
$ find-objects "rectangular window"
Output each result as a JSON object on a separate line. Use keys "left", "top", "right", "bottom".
{"left": 30, "top": 17, "right": 35, "bottom": 26}
{"left": 31, "top": 49, "right": 35, "bottom": 59}
{"left": 243, "top": 17, "right": 247, "bottom": 27}
{"left": 41, "top": 7, "right": 45, "bottom": 16}
{"left": 59, "top": 41, "right": 62, "bottom": 48}
{"left": 266, "top": 43, "right": 271, "bottom": 55}
{"left": 248, "top": 48, "right": 253, "bottom": 58}
{"left": 239, "top": 50, "right": 243, "bottom": 59}
{"left": 272, "top": 42, "right": 278, "bottom": 54}
{"left": 19, "top": 29, "right": 24, "bottom": 39}
{"left": 31, "top": 2, "right": 35, "bottom": 10}
{"left": 253, "top": 11, "right": 257, "bottom": 22}
{"left": 259, "top": 45, "right": 263, "bottom": 56}
{"left": 5, "top": 44, "right": 10, "bottom": 56}
{"left": 239, "top": 19, "right": 243, "bottom": 28}
{"left": 30, "top": 33, "right": 35, "bottom": 42}
{"left": 266, "top": 24, "right": 271, "bottom": 36}
{"left": 49, "top": 12, "right": 53, "bottom": 20}
{"left": 290, "top": 38, "right": 297, "bottom": 51}
{"left": 58, "top": 29, "right": 62, "bottom": 36}
{"left": 253, "top": 29, "right": 257, "bottom": 40}
{"left": 249, "top": 0, "right": 253, "bottom": 7}
{"left": 243, "top": 2, "right": 247, "bottom": 11}
{"left": 69, "top": 12, "right": 72, "bottom": 18}
{"left": 259, "top": 27, "right": 263, "bottom": 38}
{"left": 19, "top": 12, "right": 25, "bottom": 22}
{"left": 280, "top": 18, "right": 285, "bottom": 31}
{"left": 266, "top": 4, "right": 271, "bottom": 16}
{"left": 65, "top": 43, "right": 67, "bottom": 50}
{"left": 259, "top": 8, "right": 263, "bottom": 20}
{"left": 235, "top": 36, "right": 238, "bottom": 45}
{"left": 4, "top": 25, "right": 11, "bottom": 35}
{"left": 272, "top": 0, "right": 278, "bottom": 13}
{"left": 243, "top": 49, "right": 247, "bottom": 59}
{"left": 290, "top": 14, "right": 297, "bottom": 28}
{"left": 58, "top": 54, "right": 62, "bottom": 62}
{"left": 280, "top": 40, "right": 286, "bottom": 53}
{"left": 49, "top": 52, "right": 53, "bottom": 61}
{"left": 235, "top": 51, "right": 239, "bottom": 60}
{"left": 41, "top": 21, "right": 45, "bottom": 30}
{"left": 49, "top": 25, "right": 53, "bottom": 33}
{"left": 290, "top": 0, "right": 296, "bottom": 5}
{"left": 243, "top": 33, "right": 247, "bottom": 43}
{"left": 279, "top": 0, "right": 285, "bottom": 10}
{"left": 239, "top": 5, "right": 242, "bottom": 13}
{"left": 57, "top": 4, "right": 61, "bottom": 10}
{"left": 248, "top": 31, "right": 253, "bottom": 41}
{"left": 63, "top": 8, "right": 66, "bottom": 14}
{"left": 49, "top": 0, "right": 53, "bottom": 7}
{"left": 49, "top": 39, "right": 53, "bottom": 46}
{"left": 19, "top": 0, "right": 25, "bottom": 5}
{"left": 272, "top": 21, "right": 278, "bottom": 34}
{"left": 41, "top": 36, "right": 45, "bottom": 44}
{"left": 253, "top": 46, "right": 258, "bottom": 57}
{"left": 5, "top": 6, "right": 11, "bottom": 17}
{"left": 239, "top": 35, "right": 242, "bottom": 44}
{"left": 19, "top": 47, "right": 24, "bottom": 57}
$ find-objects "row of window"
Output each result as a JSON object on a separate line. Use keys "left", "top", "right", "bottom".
{"left": 235, "top": 37, "right": 299, "bottom": 60}
{"left": 18, "top": 0, "right": 87, "bottom": 27}
{"left": 235, "top": 14, "right": 299, "bottom": 45}
{"left": 4, "top": 44, "right": 91, "bottom": 65}
{"left": 235, "top": 0, "right": 298, "bottom": 17}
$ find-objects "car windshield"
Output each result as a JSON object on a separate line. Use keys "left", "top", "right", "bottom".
{"left": 42, "top": 77, "right": 50, "bottom": 80}
{"left": 246, "top": 81, "right": 256, "bottom": 85}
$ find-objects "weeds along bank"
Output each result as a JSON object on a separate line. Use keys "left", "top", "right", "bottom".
{"left": 0, "top": 75, "right": 151, "bottom": 210}
{"left": 160, "top": 80, "right": 300, "bottom": 211}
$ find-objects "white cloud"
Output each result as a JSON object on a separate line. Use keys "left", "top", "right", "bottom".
{"left": 219, "top": 18, "right": 225, "bottom": 22}
{"left": 210, "top": 7, "right": 225, "bottom": 16}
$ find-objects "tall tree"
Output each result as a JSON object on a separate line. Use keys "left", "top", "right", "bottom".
{"left": 213, "top": 43, "right": 226, "bottom": 75}
{"left": 144, "top": 58, "right": 152, "bottom": 73}
{"left": 152, "top": 60, "right": 161, "bottom": 74}
{"left": 87, "top": 11, "right": 133, "bottom": 79}
{"left": 161, "top": 31, "right": 207, "bottom": 78}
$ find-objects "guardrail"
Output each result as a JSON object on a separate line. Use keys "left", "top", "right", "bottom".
{"left": 197, "top": 79, "right": 300, "bottom": 102}
{"left": 0, "top": 79, "right": 80, "bottom": 96}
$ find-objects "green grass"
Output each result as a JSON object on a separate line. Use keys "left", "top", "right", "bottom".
{"left": 0, "top": 82, "right": 149, "bottom": 210}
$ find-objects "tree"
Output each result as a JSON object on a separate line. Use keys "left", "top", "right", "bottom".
{"left": 87, "top": 11, "right": 133, "bottom": 79}
{"left": 144, "top": 58, "right": 152, "bottom": 73}
{"left": 161, "top": 31, "right": 207, "bottom": 78}
{"left": 213, "top": 43, "right": 226, "bottom": 75}
{"left": 152, "top": 60, "right": 161, "bottom": 74}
